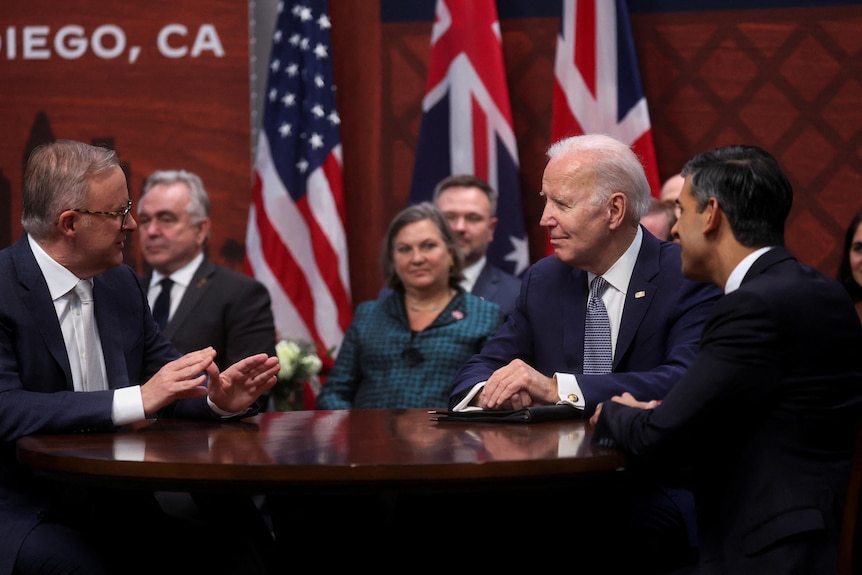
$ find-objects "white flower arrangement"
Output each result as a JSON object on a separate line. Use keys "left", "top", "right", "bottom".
{"left": 272, "top": 340, "right": 323, "bottom": 411}
{"left": 275, "top": 339, "right": 322, "bottom": 382}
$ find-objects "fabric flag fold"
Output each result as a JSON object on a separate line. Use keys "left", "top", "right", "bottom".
{"left": 549, "top": 0, "right": 660, "bottom": 253}
{"left": 408, "top": 0, "right": 530, "bottom": 277}
{"left": 245, "top": 0, "right": 351, "bottom": 373}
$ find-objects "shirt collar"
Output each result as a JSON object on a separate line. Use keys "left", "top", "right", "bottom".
{"left": 28, "top": 234, "right": 83, "bottom": 300}
{"left": 588, "top": 226, "right": 643, "bottom": 295}
{"left": 725, "top": 246, "right": 773, "bottom": 294}
{"left": 460, "top": 256, "right": 485, "bottom": 292}
{"left": 150, "top": 252, "right": 203, "bottom": 290}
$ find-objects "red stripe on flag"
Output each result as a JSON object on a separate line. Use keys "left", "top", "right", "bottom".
{"left": 250, "top": 173, "right": 324, "bottom": 349}
{"left": 575, "top": 0, "right": 596, "bottom": 97}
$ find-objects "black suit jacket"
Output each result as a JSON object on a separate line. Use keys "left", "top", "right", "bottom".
{"left": 141, "top": 259, "right": 276, "bottom": 371}
{"left": 595, "top": 247, "right": 862, "bottom": 573}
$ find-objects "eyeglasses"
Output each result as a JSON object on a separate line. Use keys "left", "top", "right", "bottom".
{"left": 69, "top": 200, "right": 133, "bottom": 229}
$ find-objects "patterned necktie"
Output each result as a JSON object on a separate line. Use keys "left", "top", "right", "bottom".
{"left": 584, "top": 276, "right": 613, "bottom": 375}
{"left": 152, "top": 277, "right": 174, "bottom": 331}
{"left": 74, "top": 279, "right": 105, "bottom": 391}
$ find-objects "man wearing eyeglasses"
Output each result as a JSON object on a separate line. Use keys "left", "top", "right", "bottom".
{"left": 0, "top": 140, "right": 280, "bottom": 574}
{"left": 137, "top": 169, "right": 276, "bottom": 372}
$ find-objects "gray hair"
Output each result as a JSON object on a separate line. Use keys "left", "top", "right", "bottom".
{"left": 546, "top": 134, "right": 651, "bottom": 220}
{"left": 140, "top": 169, "right": 210, "bottom": 224}
{"left": 22, "top": 140, "right": 120, "bottom": 239}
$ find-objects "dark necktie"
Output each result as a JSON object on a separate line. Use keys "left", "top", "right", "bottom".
{"left": 584, "top": 276, "right": 613, "bottom": 375}
{"left": 152, "top": 277, "right": 174, "bottom": 331}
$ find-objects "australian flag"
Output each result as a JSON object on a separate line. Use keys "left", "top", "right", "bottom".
{"left": 408, "top": 0, "right": 530, "bottom": 277}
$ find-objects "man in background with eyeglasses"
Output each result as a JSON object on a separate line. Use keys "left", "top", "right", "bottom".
{"left": 137, "top": 169, "right": 276, "bottom": 372}
{"left": 0, "top": 140, "right": 280, "bottom": 574}
{"left": 137, "top": 169, "right": 279, "bottom": 570}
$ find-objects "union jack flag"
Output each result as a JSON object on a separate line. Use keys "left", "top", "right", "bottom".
{"left": 409, "top": 0, "right": 530, "bottom": 277}
{"left": 551, "top": 0, "right": 660, "bottom": 193}
{"left": 245, "top": 0, "right": 351, "bottom": 374}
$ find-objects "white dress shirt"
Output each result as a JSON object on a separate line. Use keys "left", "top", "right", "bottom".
{"left": 28, "top": 235, "right": 144, "bottom": 425}
{"left": 453, "top": 227, "right": 645, "bottom": 412}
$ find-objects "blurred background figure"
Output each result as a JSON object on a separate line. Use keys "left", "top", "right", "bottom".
{"left": 640, "top": 197, "right": 677, "bottom": 241}
{"left": 838, "top": 209, "right": 862, "bottom": 324}
{"left": 317, "top": 202, "right": 502, "bottom": 410}
{"left": 433, "top": 174, "right": 521, "bottom": 318}
{"left": 660, "top": 172, "right": 685, "bottom": 203}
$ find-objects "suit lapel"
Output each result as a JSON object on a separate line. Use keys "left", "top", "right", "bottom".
{"left": 567, "top": 266, "right": 589, "bottom": 369}
{"left": 615, "top": 234, "right": 661, "bottom": 366}
{"left": 166, "top": 259, "right": 214, "bottom": 337}
{"left": 92, "top": 273, "right": 132, "bottom": 389}
{"left": 472, "top": 263, "right": 498, "bottom": 301}
{"left": 13, "top": 238, "right": 74, "bottom": 388}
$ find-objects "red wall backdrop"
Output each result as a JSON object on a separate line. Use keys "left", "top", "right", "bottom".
{"left": 0, "top": 0, "right": 253, "bottom": 272}
{"left": 2, "top": 1, "right": 861, "bottom": 308}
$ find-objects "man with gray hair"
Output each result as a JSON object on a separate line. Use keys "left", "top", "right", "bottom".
{"left": 138, "top": 169, "right": 276, "bottom": 371}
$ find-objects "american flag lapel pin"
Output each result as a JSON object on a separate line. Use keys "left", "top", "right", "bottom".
{"left": 635, "top": 290, "right": 646, "bottom": 299}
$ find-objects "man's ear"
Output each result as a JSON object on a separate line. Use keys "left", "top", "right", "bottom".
{"left": 487, "top": 216, "right": 498, "bottom": 241}
{"left": 607, "top": 192, "right": 627, "bottom": 229}
{"left": 57, "top": 210, "right": 77, "bottom": 237}
{"left": 703, "top": 197, "right": 722, "bottom": 234}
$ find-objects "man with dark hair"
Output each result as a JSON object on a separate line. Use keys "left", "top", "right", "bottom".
{"left": 593, "top": 144, "right": 862, "bottom": 573}
{"left": 432, "top": 174, "right": 521, "bottom": 318}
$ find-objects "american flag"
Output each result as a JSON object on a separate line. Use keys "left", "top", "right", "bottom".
{"left": 245, "top": 0, "right": 351, "bottom": 370}
{"left": 550, "top": 0, "right": 660, "bottom": 209}
{"left": 408, "top": 0, "right": 530, "bottom": 277}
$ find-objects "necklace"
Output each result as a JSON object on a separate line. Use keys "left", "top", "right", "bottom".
{"left": 406, "top": 290, "right": 454, "bottom": 313}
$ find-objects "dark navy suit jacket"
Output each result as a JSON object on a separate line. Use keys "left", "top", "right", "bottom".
{"left": 449, "top": 230, "right": 721, "bottom": 413}
{"left": 141, "top": 259, "right": 276, "bottom": 371}
{"left": 0, "top": 236, "right": 236, "bottom": 575}
{"left": 471, "top": 262, "right": 521, "bottom": 320}
{"left": 595, "top": 247, "right": 862, "bottom": 573}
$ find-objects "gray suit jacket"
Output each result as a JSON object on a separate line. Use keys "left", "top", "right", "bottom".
{"left": 141, "top": 259, "right": 276, "bottom": 371}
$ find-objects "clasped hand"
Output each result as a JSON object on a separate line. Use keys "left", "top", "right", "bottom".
{"left": 589, "top": 391, "right": 660, "bottom": 426}
{"left": 140, "top": 347, "right": 280, "bottom": 416}
{"left": 479, "top": 359, "right": 557, "bottom": 410}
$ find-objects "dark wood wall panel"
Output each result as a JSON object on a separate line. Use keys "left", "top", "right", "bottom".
{"left": 351, "top": 4, "right": 862, "bottom": 305}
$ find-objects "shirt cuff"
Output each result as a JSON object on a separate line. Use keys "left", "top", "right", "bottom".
{"left": 112, "top": 385, "right": 146, "bottom": 426}
{"left": 207, "top": 396, "right": 246, "bottom": 418}
{"left": 452, "top": 382, "right": 485, "bottom": 412}
{"left": 554, "top": 372, "right": 586, "bottom": 410}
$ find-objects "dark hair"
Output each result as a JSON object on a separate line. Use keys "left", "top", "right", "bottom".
{"left": 681, "top": 145, "right": 791, "bottom": 248}
{"left": 432, "top": 174, "right": 498, "bottom": 216}
{"left": 838, "top": 210, "right": 862, "bottom": 302}
{"left": 380, "top": 202, "right": 464, "bottom": 290}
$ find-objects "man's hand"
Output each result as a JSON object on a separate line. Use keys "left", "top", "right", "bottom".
{"left": 207, "top": 353, "right": 280, "bottom": 413}
{"left": 480, "top": 359, "right": 557, "bottom": 410}
{"left": 589, "top": 392, "right": 660, "bottom": 426}
{"left": 140, "top": 347, "right": 216, "bottom": 416}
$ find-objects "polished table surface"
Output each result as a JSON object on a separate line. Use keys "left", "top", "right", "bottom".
{"left": 17, "top": 408, "right": 625, "bottom": 492}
